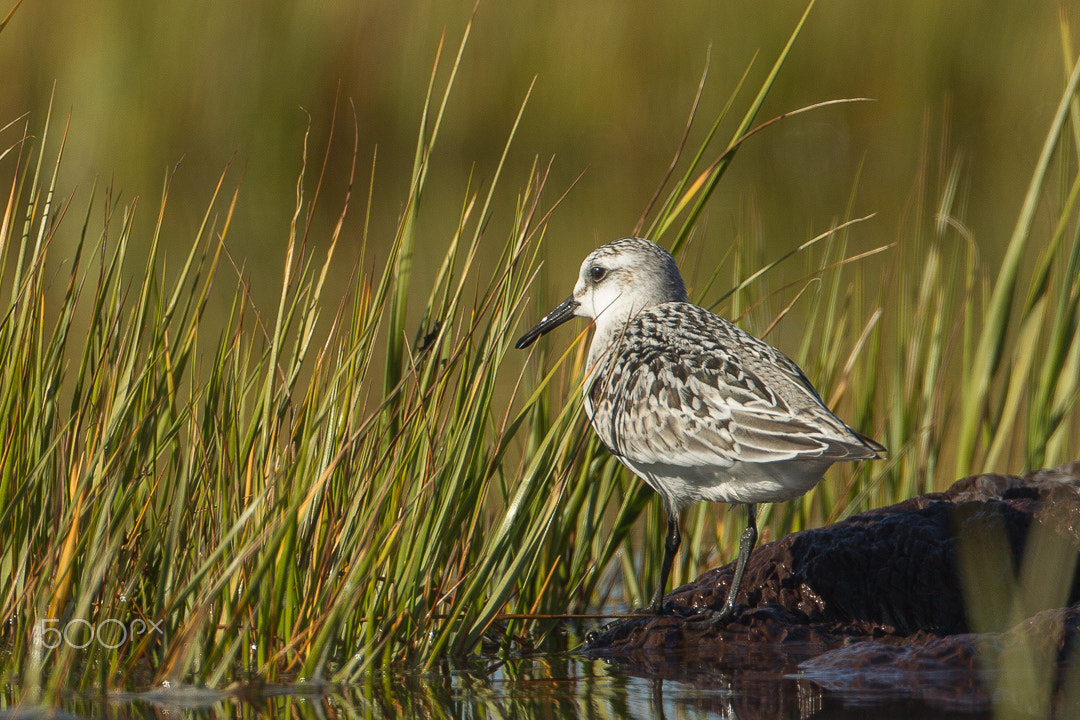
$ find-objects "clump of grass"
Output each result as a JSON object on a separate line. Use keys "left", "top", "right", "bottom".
{"left": 0, "top": 15, "right": 592, "bottom": 695}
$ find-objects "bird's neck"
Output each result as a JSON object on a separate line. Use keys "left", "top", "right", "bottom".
{"left": 582, "top": 307, "right": 639, "bottom": 394}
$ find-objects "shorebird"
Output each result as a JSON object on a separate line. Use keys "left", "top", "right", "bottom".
{"left": 516, "top": 237, "right": 884, "bottom": 621}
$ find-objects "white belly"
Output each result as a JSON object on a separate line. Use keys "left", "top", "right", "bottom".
{"left": 621, "top": 456, "right": 833, "bottom": 512}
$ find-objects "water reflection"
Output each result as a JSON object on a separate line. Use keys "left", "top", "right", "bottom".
{"left": 1, "top": 656, "right": 991, "bottom": 719}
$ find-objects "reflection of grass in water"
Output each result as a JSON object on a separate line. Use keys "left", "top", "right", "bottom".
{"left": 0, "top": 0, "right": 1079, "bottom": 702}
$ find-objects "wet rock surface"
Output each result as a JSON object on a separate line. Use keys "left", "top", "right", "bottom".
{"left": 582, "top": 462, "right": 1080, "bottom": 714}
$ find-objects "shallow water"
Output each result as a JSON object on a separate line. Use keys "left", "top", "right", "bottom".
{"left": 1, "top": 655, "right": 992, "bottom": 719}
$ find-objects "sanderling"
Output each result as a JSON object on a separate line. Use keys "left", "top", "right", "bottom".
{"left": 517, "top": 237, "right": 884, "bottom": 621}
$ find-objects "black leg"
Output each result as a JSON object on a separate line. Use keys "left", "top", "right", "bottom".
{"left": 715, "top": 503, "right": 758, "bottom": 622}
{"left": 650, "top": 510, "right": 681, "bottom": 614}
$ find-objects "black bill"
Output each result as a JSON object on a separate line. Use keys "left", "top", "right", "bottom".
{"left": 515, "top": 295, "right": 579, "bottom": 349}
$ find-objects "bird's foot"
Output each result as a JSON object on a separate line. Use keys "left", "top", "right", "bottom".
{"left": 583, "top": 601, "right": 739, "bottom": 648}
{"left": 642, "top": 600, "right": 727, "bottom": 620}
{"left": 631, "top": 603, "right": 672, "bottom": 616}
{"left": 583, "top": 601, "right": 677, "bottom": 646}
{"left": 682, "top": 601, "right": 741, "bottom": 628}
{"left": 637, "top": 599, "right": 737, "bottom": 620}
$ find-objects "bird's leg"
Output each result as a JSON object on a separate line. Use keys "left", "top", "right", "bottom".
{"left": 649, "top": 511, "right": 681, "bottom": 614}
{"left": 713, "top": 503, "right": 758, "bottom": 623}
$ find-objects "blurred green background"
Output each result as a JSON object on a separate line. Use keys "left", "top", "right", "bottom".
{"left": 0, "top": 0, "right": 1070, "bottom": 317}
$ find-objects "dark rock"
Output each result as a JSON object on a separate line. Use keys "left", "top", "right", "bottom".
{"left": 582, "top": 462, "right": 1080, "bottom": 714}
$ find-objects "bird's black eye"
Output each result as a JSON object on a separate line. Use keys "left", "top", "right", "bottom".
{"left": 589, "top": 265, "right": 607, "bottom": 282}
